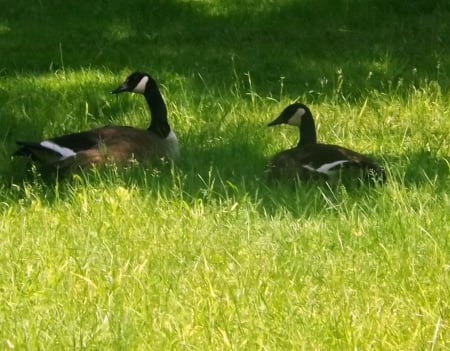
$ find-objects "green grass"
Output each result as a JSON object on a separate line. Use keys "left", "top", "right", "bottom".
{"left": 1, "top": 0, "right": 450, "bottom": 349}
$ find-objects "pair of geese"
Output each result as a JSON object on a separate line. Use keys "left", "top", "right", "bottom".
{"left": 14, "top": 72, "right": 385, "bottom": 184}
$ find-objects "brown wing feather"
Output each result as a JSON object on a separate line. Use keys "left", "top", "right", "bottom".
{"left": 53, "top": 127, "right": 174, "bottom": 169}
{"left": 95, "top": 127, "right": 172, "bottom": 161}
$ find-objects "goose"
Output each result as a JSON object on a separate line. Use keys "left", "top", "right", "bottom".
{"left": 13, "top": 71, "right": 179, "bottom": 171}
{"left": 266, "top": 103, "right": 385, "bottom": 184}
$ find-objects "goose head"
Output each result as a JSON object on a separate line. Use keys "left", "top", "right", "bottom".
{"left": 267, "top": 103, "right": 312, "bottom": 127}
{"left": 268, "top": 103, "right": 317, "bottom": 146}
{"left": 112, "top": 72, "right": 171, "bottom": 138}
{"left": 112, "top": 72, "right": 157, "bottom": 95}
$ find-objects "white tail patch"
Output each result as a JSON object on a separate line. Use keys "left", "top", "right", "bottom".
{"left": 303, "top": 160, "right": 349, "bottom": 176}
{"left": 287, "top": 107, "right": 306, "bottom": 126}
{"left": 165, "top": 130, "right": 180, "bottom": 159}
{"left": 40, "top": 141, "right": 76, "bottom": 159}
{"left": 133, "top": 75, "right": 149, "bottom": 93}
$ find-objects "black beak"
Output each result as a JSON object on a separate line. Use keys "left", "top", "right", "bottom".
{"left": 111, "top": 82, "right": 129, "bottom": 94}
{"left": 267, "top": 114, "right": 284, "bottom": 127}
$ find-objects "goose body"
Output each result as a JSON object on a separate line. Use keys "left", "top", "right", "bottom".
{"left": 266, "top": 103, "right": 385, "bottom": 184}
{"left": 14, "top": 72, "right": 178, "bottom": 170}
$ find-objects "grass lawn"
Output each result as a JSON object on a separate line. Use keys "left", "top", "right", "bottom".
{"left": 1, "top": 0, "right": 449, "bottom": 349}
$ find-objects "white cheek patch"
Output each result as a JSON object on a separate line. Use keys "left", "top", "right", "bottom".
{"left": 133, "top": 75, "right": 149, "bottom": 93}
{"left": 303, "top": 160, "right": 349, "bottom": 176}
{"left": 40, "top": 141, "right": 76, "bottom": 159}
{"left": 287, "top": 108, "right": 306, "bottom": 126}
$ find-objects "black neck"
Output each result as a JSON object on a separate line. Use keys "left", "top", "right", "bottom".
{"left": 298, "top": 112, "right": 317, "bottom": 146}
{"left": 145, "top": 88, "right": 170, "bottom": 138}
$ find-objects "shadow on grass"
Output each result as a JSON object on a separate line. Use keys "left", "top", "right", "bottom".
{"left": 6, "top": 141, "right": 448, "bottom": 221}
{"left": 1, "top": 0, "right": 449, "bottom": 95}
{"left": 382, "top": 150, "right": 450, "bottom": 193}
{"left": 1, "top": 134, "right": 368, "bottom": 218}
{"left": 3, "top": 119, "right": 448, "bottom": 213}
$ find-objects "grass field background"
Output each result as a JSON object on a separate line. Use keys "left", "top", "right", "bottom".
{"left": 1, "top": 0, "right": 449, "bottom": 349}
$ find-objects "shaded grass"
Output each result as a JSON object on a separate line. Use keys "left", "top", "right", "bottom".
{"left": 1, "top": 0, "right": 449, "bottom": 94}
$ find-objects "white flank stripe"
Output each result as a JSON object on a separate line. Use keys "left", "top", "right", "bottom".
{"left": 303, "top": 160, "right": 349, "bottom": 176}
{"left": 302, "top": 164, "right": 316, "bottom": 172}
{"left": 40, "top": 141, "right": 76, "bottom": 159}
{"left": 133, "top": 76, "right": 149, "bottom": 93}
{"left": 316, "top": 160, "right": 349, "bottom": 174}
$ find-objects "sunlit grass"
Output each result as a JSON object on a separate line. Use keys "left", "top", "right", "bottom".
{"left": 1, "top": 161, "right": 449, "bottom": 349}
